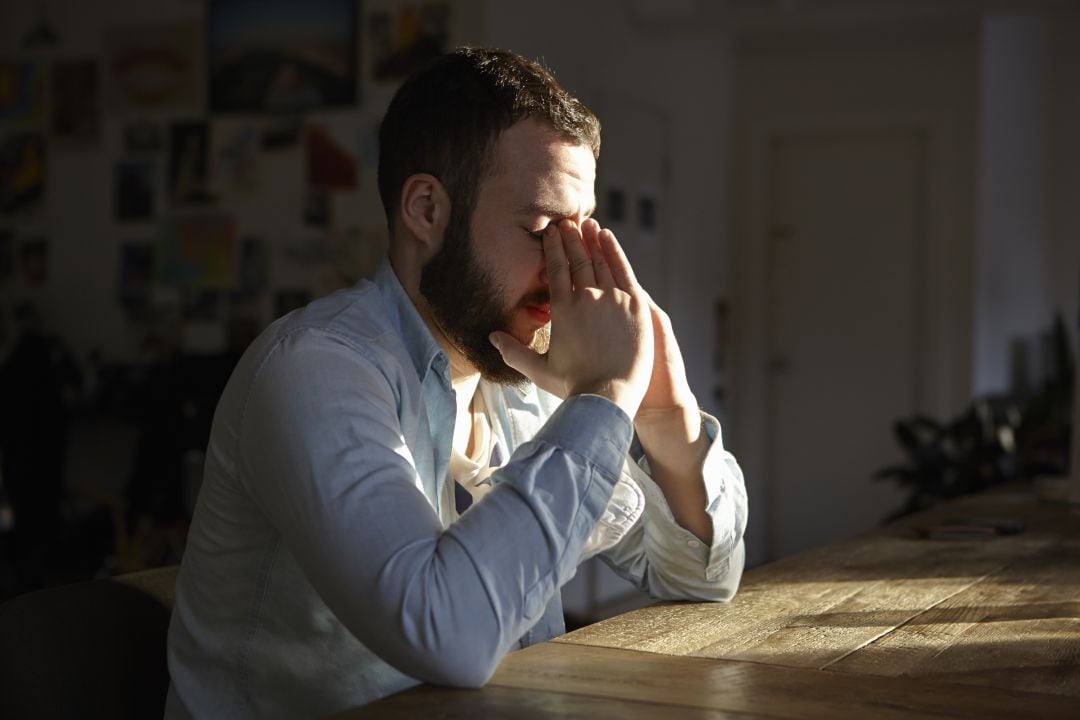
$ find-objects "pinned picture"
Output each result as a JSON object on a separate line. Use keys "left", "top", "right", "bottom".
{"left": 0, "top": 132, "right": 46, "bottom": 215}
{"left": 117, "top": 242, "right": 156, "bottom": 310}
{"left": 233, "top": 235, "right": 269, "bottom": 300}
{"left": 114, "top": 160, "right": 155, "bottom": 221}
{"left": 169, "top": 121, "right": 213, "bottom": 205}
{"left": 208, "top": 0, "right": 357, "bottom": 113}
{"left": 0, "top": 61, "right": 45, "bottom": 126}
{"left": 104, "top": 22, "right": 201, "bottom": 113}
{"left": 158, "top": 212, "right": 237, "bottom": 290}
{"left": 52, "top": 59, "right": 101, "bottom": 143}
{"left": 368, "top": 3, "right": 450, "bottom": 83}
{"left": 261, "top": 116, "right": 302, "bottom": 150}
{"left": 306, "top": 123, "right": 356, "bottom": 191}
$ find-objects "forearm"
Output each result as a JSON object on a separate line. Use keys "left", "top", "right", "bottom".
{"left": 634, "top": 402, "right": 712, "bottom": 544}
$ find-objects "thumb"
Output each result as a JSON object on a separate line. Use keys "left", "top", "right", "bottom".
{"left": 490, "top": 331, "right": 562, "bottom": 395}
{"left": 489, "top": 331, "right": 544, "bottom": 377}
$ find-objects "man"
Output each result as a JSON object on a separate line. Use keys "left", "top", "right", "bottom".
{"left": 165, "top": 47, "right": 747, "bottom": 718}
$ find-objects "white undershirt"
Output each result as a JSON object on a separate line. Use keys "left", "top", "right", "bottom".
{"left": 449, "top": 373, "right": 497, "bottom": 506}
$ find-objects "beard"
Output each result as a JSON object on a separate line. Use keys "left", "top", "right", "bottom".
{"left": 420, "top": 214, "right": 549, "bottom": 387}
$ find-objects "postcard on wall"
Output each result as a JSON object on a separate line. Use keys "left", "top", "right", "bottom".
{"left": 169, "top": 121, "right": 213, "bottom": 205}
{"left": 51, "top": 59, "right": 101, "bottom": 143}
{"left": 158, "top": 212, "right": 237, "bottom": 290}
{"left": 114, "top": 160, "right": 156, "bottom": 222}
{"left": 306, "top": 123, "right": 356, "bottom": 191}
{"left": 0, "top": 61, "right": 45, "bottom": 127}
{"left": 208, "top": 0, "right": 357, "bottom": 113}
{"left": 117, "top": 241, "right": 155, "bottom": 310}
{"left": 0, "top": 132, "right": 46, "bottom": 215}
{"left": 103, "top": 22, "right": 201, "bottom": 113}
{"left": 367, "top": 2, "right": 450, "bottom": 83}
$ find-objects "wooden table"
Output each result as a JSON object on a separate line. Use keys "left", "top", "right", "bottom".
{"left": 340, "top": 487, "right": 1080, "bottom": 718}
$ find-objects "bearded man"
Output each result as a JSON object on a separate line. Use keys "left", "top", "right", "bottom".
{"left": 165, "top": 47, "right": 747, "bottom": 719}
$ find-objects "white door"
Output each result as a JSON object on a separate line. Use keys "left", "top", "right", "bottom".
{"left": 766, "top": 129, "right": 923, "bottom": 558}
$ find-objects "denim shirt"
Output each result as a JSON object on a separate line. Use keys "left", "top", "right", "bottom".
{"left": 165, "top": 261, "right": 747, "bottom": 719}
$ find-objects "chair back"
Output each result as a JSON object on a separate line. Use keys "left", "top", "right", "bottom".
{"left": 0, "top": 565, "right": 178, "bottom": 720}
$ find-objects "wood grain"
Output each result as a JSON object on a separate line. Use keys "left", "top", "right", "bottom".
{"left": 346, "top": 642, "right": 1080, "bottom": 719}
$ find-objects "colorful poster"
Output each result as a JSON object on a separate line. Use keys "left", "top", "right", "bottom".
{"left": 0, "top": 61, "right": 45, "bottom": 126}
{"left": 367, "top": 2, "right": 450, "bottom": 83}
{"left": 158, "top": 212, "right": 237, "bottom": 290}
{"left": 104, "top": 22, "right": 200, "bottom": 113}
{"left": 0, "top": 132, "right": 45, "bottom": 215}
{"left": 306, "top": 123, "right": 356, "bottom": 191}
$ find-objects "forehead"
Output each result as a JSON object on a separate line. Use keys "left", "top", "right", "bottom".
{"left": 482, "top": 118, "right": 596, "bottom": 218}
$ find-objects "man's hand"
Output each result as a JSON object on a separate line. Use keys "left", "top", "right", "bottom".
{"left": 490, "top": 219, "right": 653, "bottom": 420}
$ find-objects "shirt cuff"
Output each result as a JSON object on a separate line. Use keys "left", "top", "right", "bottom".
{"left": 529, "top": 393, "right": 636, "bottom": 484}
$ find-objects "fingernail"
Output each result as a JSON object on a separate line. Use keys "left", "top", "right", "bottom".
{"left": 488, "top": 332, "right": 501, "bottom": 350}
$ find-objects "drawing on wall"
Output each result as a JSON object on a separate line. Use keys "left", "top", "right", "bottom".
{"left": 124, "top": 122, "right": 163, "bottom": 154}
{"left": 115, "top": 160, "right": 155, "bottom": 221}
{"left": 118, "top": 241, "right": 155, "bottom": 311}
{"left": 19, "top": 237, "right": 48, "bottom": 286}
{"left": 367, "top": 2, "right": 450, "bottom": 83}
{"left": 169, "top": 121, "right": 213, "bottom": 205}
{"left": 306, "top": 123, "right": 356, "bottom": 191}
{"left": 215, "top": 123, "right": 259, "bottom": 190}
{"left": 208, "top": 0, "right": 357, "bottom": 113}
{"left": 0, "top": 61, "right": 45, "bottom": 126}
{"left": 158, "top": 212, "right": 237, "bottom": 290}
{"left": 104, "top": 22, "right": 201, "bottom": 112}
{"left": 0, "top": 132, "right": 46, "bottom": 215}
{"left": 51, "top": 59, "right": 101, "bottom": 143}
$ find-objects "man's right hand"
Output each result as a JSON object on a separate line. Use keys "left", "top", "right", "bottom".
{"left": 490, "top": 218, "right": 654, "bottom": 420}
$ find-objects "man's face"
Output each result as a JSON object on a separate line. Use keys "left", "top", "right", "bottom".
{"left": 420, "top": 118, "right": 596, "bottom": 386}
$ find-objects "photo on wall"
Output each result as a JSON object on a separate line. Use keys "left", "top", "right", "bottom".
{"left": 117, "top": 241, "right": 155, "bottom": 311}
{"left": 207, "top": 0, "right": 357, "bottom": 113}
{"left": 114, "top": 160, "right": 156, "bottom": 221}
{"left": 367, "top": 2, "right": 450, "bottom": 83}
{"left": 103, "top": 22, "right": 201, "bottom": 113}
{"left": 0, "top": 132, "right": 46, "bottom": 215}
{"left": 169, "top": 121, "right": 213, "bottom": 205}
{"left": 0, "top": 61, "right": 45, "bottom": 127}
{"left": 158, "top": 212, "right": 237, "bottom": 290}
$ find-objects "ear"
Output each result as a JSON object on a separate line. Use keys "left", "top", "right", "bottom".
{"left": 399, "top": 173, "right": 451, "bottom": 258}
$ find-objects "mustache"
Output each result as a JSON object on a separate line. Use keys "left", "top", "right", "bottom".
{"left": 518, "top": 289, "right": 551, "bottom": 307}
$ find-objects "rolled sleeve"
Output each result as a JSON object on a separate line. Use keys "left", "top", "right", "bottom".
{"left": 601, "top": 411, "right": 748, "bottom": 601}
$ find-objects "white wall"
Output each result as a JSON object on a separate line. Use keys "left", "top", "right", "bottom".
{"left": 972, "top": 14, "right": 1052, "bottom": 397}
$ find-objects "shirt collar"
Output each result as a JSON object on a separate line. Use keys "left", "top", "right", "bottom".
{"left": 374, "top": 258, "right": 450, "bottom": 386}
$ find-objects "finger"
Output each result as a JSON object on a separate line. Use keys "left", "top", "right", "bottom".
{"left": 542, "top": 224, "right": 572, "bottom": 301}
{"left": 489, "top": 331, "right": 559, "bottom": 394}
{"left": 582, "top": 219, "right": 615, "bottom": 290}
{"left": 559, "top": 219, "right": 596, "bottom": 290}
{"left": 598, "top": 228, "right": 641, "bottom": 291}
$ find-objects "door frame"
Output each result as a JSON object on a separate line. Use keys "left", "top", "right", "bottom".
{"left": 730, "top": 111, "right": 973, "bottom": 565}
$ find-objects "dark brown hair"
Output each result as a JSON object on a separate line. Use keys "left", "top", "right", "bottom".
{"left": 377, "top": 47, "right": 600, "bottom": 232}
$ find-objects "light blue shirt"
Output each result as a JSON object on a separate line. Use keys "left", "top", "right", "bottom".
{"left": 165, "top": 261, "right": 747, "bottom": 719}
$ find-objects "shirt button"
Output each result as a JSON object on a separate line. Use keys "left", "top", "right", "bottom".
{"left": 687, "top": 539, "right": 701, "bottom": 548}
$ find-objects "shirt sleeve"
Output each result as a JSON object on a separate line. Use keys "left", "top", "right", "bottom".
{"left": 236, "top": 329, "right": 632, "bottom": 688}
{"left": 599, "top": 411, "right": 749, "bottom": 602}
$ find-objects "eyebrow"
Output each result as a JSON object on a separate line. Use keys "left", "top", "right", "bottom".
{"left": 516, "top": 200, "right": 597, "bottom": 221}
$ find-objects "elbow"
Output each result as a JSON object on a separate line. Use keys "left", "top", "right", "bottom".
{"left": 405, "top": 639, "right": 502, "bottom": 689}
